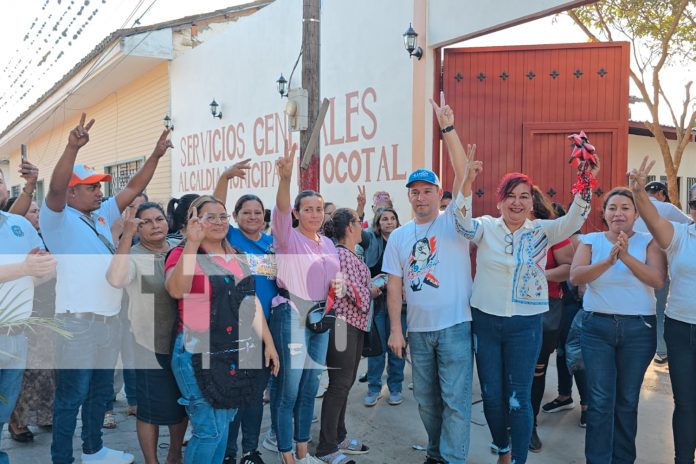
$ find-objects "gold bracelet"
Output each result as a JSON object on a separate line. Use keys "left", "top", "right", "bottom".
{"left": 21, "top": 188, "right": 34, "bottom": 197}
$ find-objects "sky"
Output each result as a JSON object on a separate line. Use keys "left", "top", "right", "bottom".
{"left": 0, "top": 0, "right": 692, "bottom": 133}
{"left": 0, "top": 0, "right": 248, "bottom": 131}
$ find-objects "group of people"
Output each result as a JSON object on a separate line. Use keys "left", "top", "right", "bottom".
{"left": 0, "top": 93, "right": 694, "bottom": 464}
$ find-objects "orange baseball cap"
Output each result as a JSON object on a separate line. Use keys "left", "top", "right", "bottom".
{"left": 69, "top": 164, "right": 112, "bottom": 187}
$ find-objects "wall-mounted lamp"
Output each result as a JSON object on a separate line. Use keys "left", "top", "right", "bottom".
{"left": 403, "top": 23, "right": 423, "bottom": 60}
{"left": 210, "top": 99, "right": 223, "bottom": 119}
{"left": 163, "top": 115, "right": 174, "bottom": 131}
{"left": 276, "top": 74, "right": 288, "bottom": 98}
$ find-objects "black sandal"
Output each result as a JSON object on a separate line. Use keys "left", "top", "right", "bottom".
{"left": 9, "top": 423, "right": 34, "bottom": 443}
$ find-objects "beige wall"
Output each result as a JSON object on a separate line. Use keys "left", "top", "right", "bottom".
{"left": 5, "top": 62, "right": 171, "bottom": 205}
{"left": 628, "top": 134, "right": 696, "bottom": 208}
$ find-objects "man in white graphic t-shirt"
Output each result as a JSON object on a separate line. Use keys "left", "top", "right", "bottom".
{"left": 381, "top": 91, "right": 478, "bottom": 464}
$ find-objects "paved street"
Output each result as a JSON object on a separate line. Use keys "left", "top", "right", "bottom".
{"left": 5, "top": 356, "right": 673, "bottom": 463}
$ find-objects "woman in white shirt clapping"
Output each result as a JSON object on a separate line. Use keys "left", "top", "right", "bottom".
{"left": 570, "top": 186, "right": 666, "bottom": 464}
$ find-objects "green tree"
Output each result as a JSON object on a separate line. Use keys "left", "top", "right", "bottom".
{"left": 568, "top": 0, "right": 696, "bottom": 207}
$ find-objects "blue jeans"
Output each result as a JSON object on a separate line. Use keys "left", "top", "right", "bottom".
{"left": 655, "top": 278, "right": 669, "bottom": 358}
{"left": 472, "top": 308, "right": 542, "bottom": 464}
{"left": 581, "top": 312, "right": 655, "bottom": 464}
{"left": 171, "top": 332, "right": 237, "bottom": 464}
{"left": 0, "top": 335, "right": 27, "bottom": 464}
{"left": 367, "top": 303, "right": 406, "bottom": 394}
{"left": 269, "top": 303, "right": 329, "bottom": 453}
{"left": 664, "top": 316, "right": 696, "bottom": 464}
{"left": 556, "top": 299, "right": 588, "bottom": 404}
{"left": 51, "top": 316, "right": 121, "bottom": 464}
{"left": 226, "top": 368, "right": 269, "bottom": 458}
{"left": 409, "top": 321, "right": 473, "bottom": 464}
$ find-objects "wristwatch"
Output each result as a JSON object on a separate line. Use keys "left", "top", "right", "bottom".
{"left": 441, "top": 125, "right": 455, "bottom": 134}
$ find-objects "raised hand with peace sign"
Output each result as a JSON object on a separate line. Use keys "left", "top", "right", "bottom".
{"left": 430, "top": 90, "right": 454, "bottom": 130}
{"left": 68, "top": 112, "right": 95, "bottom": 149}
{"left": 275, "top": 138, "right": 298, "bottom": 214}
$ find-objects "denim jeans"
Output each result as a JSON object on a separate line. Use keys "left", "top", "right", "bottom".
{"left": 409, "top": 321, "right": 473, "bottom": 464}
{"left": 171, "top": 332, "right": 237, "bottom": 464}
{"left": 367, "top": 303, "right": 406, "bottom": 394}
{"left": 556, "top": 299, "right": 588, "bottom": 404}
{"left": 581, "top": 312, "right": 655, "bottom": 464}
{"left": 226, "top": 367, "right": 269, "bottom": 458}
{"left": 269, "top": 303, "right": 329, "bottom": 453}
{"left": 51, "top": 316, "right": 121, "bottom": 464}
{"left": 655, "top": 278, "right": 669, "bottom": 358}
{"left": 665, "top": 316, "right": 696, "bottom": 464}
{"left": 0, "top": 335, "right": 27, "bottom": 464}
{"left": 472, "top": 308, "right": 542, "bottom": 464}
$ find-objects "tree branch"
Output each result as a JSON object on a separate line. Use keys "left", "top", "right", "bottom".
{"left": 659, "top": 85, "right": 680, "bottom": 129}
{"left": 594, "top": 2, "right": 615, "bottom": 41}
{"left": 567, "top": 10, "right": 602, "bottom": 42}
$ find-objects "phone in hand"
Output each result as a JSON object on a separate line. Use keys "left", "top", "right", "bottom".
{"left": 20, "top": 144, "right": 27, "bottom": 162}
{"left": 371, "top": 274, "right": 388, "bottom": 288}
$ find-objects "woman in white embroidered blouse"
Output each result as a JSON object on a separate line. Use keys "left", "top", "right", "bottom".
{"left": 570, "top": 186, "right": 665, "bottom": 464}
{"left": 629, "top": 157, "right": 696, "bottom": 464}
{"left": 452, "top": 156, "right": 594, "bottom": 464}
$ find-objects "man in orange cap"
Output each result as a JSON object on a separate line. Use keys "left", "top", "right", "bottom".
{"left": 40, "top": 113, "right": 172, "bottom": 464}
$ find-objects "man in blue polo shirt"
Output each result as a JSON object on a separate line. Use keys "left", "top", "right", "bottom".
{"left": 0, "top": 167, "right": 56, "bottom": 464}
{"left": 40, "top": 113, "right": 172, "bottom": 464}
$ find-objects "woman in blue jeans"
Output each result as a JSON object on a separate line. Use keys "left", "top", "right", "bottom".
{"left": 165, "top": 195, "right": 279, "bottom": 464}
{"left": 630, "top": 158, "right": 696, "bottom": 464}
{"left": 271, "top": 143, "right": 341, "bottom": 464}
{"left": 455, "top": 161, "right": 593, "bottom": 464}
{"left": 570, "top": 187, "right": 666, "bottom": 464}
{"left": 360, "top": 207, "right": 407, "bottom": 407}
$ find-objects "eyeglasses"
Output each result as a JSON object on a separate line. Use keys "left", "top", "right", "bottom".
{"left": 140, "top": 217, "right": 167, "bottom": 227}
{"left": 202, "top": 214, "right": 231, "bottom": 224}
{"left": 504, "top": 232, "right": 514, "bottom": 255}
{"left": 351, "top": 219, "right": 361, "bottom": 225}
{"left": 689, "top": 199, "right": 696, "bottom": 210}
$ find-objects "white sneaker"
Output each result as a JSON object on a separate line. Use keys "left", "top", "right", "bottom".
{"left": 81, "top": 447, "right": 134, "bottom": 463}
{"left": 295, "top": 455, "right": 324, "bottom": 464}
{"left": 263, "top": 428, "right": 279, "bottom": 452}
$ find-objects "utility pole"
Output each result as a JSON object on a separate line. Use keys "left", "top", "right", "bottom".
{"left": 299, "top": 0, "right": 320, "bottom": 192}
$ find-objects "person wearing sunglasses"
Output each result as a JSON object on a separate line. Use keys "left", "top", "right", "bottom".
{"left": 316, "top": 209, "right": 380, "bottom": 464}
{"left": 629, "top": 157, "right": 696, "bottom": 464}
{"left": 165, "top": 195, "right": 280, "bottom": 464}
{"left": 633, "top": 180, "right": 691, "bottom": 366}
{"left": 453, "top": 154, "right": 594, "bottom": 464}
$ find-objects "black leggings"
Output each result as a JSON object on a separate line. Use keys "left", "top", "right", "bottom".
{"left": 531, "top": 299, "right": 562, "bottom": 426}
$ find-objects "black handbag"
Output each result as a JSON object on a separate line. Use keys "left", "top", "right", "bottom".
{"left": 305, "top": 299, "right": 336, "bottom": 334}
{"left": 362, "top": 305, "right": 383, "bottom": 357}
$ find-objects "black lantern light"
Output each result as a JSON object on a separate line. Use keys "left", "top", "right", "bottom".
{"left": 210, "top": 99, "right": 222, "bottom": 119}
{"left": 276, "top": 73, "right": 288, "bottom": 97}
{"left": 163, "top": 115, "right": 174, "bottom": 131}
{"left": 403, "top": 23, "right": 423, "bottom": 60}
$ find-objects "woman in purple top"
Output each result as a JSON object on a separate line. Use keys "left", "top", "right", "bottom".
{"left": 270, "top": 143, "right": 341, "bottom": 464}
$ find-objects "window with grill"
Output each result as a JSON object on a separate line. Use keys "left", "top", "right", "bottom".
{"left": 687, "top": 177, "right": 696, "bottom": 213}
{"left": 104, "top": 159, "right": 144, "bottom": 197}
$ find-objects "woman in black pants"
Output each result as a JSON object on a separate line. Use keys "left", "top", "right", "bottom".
{"left": 316, "top": 209, "right": 380, "bottom": 464}
{"left": 528, "top": 187, "right": 575, "bottom": 452}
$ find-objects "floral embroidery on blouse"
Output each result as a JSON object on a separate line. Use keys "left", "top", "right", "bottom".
{"left": 334, "top": 247, "right": 372, "bottom": 331}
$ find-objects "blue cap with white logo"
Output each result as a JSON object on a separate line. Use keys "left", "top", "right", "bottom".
{"left": 406, "top": 168, "right": 440, "bottom": 188}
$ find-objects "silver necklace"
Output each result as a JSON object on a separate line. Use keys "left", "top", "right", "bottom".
{"left": 414, "top": 214, "right": 438, "bottom": 242}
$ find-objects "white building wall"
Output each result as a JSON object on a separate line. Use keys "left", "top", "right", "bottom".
{"left": 628, "top": 134, "right": 696, "bottom": 209}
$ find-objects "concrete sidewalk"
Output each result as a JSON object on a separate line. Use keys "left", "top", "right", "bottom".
{"left": 4, "top": 357, "right": 674, "bottom": 463}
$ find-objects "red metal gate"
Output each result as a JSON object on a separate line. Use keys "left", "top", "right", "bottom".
{"left": 437, "top": 42, "right": 630, "bottom": 231}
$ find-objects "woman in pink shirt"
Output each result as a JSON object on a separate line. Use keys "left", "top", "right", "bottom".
{"left": 271, "top": 144, "right": 341, "bottom": 464}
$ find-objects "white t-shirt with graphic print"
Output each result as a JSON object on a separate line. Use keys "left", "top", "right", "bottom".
{"left": 382, "top": 203, "right": 472, "bottom": 332}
